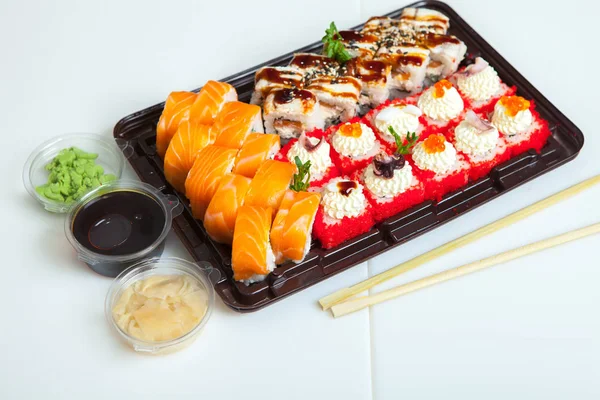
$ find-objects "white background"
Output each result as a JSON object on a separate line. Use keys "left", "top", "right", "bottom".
{"left": 1, "top": 0, "right": 599, "bottom": 399}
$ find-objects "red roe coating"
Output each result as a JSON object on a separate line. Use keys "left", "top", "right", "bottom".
{"left": 351, "top": 167, "right": 426, "bottom": 223}
{"left": 409, "top": 154, "right": 469, "bottom": 202}
{"left": 312, "top": 205, "right": 374, "bottom": 249}
{"left": 504, "top": 102, "right": 551, "bottom": 157}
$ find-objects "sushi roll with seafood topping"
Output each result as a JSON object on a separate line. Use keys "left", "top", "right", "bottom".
{"left": 233, "top": 133, "right": 281, "bottom": 179}
{"left": 361, "top": 16, "right": 403, "bottom": 36}
{"left": 418, "top": 33, "right": 467, "bottom": 79}
{"left": 399, "top": 7, "right": 450, "bottom": 34}
{"left": 251, "top": 66, "right": 305, "bottom": 105}
{"left": 375, "top": 42, "right": 431, "bottom": 93}
{"left": 338, "top": 30, "right": 379, "bottom": 59}
{"left": 491, "top": 95, "right": 551, "bottom": 157}
{"left": 203, "top": 173, "right": 252, "bottom": 245}
{"left": 163, "top": 120, "right": 214, "bottom": 194}
{"left": 343, "top": 58, "right": 392, "bottom": 108}
{"left": 270, "top": 189, "right": 321, "bottom": 264}
{"left": 411, "top": 133, "right": 469, "bottom": 201}
{"left": 212, "top": 102, "right": 264, "bottom": 149}
{"left": 417, "top": 79, "right": 465, "bottom": 134}
{"left": 231, "top": 205, "right": 275, "bottom": 284}
{"left": 185, "top": 145, "right": 238, "bottom": 220}
{"left": 188, "top": 81, "right": 237, "bottom": 125}
{"left": 263, "top": 88, "right": 324, "bottom": 140}
{"left": 365, "top": 102, "right": 429, "bottom": 153}
{"left": 354, "top": 153, "right": 425, "bottom": 223}
{"left": 305, "top": 75, "right": 362, "bottom": 126}
{"left": 276, "top": 130, "right": 340, "bottom": 190}
{"left": 312, "top": 177, "right": 375, "bottom": 249}
{"left": 452, "top": 58, "right": 516, "bottom": 114}
{"left": 289, "top": 53, "right": 340, "bottom": 79}
{"left": 450, "top": 110, "right": 510, "bottom": 181}
{"left": 156, "top": 91, "right": 197, "bottom": 158}
{"left": 327, "top": 118, "right": 384, "bottom": 175}
{"left": 244, "top": 160, "right": 296, "bottom": 211}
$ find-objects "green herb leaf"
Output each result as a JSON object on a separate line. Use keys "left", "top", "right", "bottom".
{"left": 290, "top": 156, "right": 312, "bottom": 192}
{"left": 388, "top": 127, "right": 419, "bottom": 155}
{"left": 321, "top": 21, "right": 354, "bottom": 64}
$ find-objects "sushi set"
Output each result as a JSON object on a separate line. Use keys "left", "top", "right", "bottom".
{"left": 113, "top": 1, "right": 584, "bottom": 312}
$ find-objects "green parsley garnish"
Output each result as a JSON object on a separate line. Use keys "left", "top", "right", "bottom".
{"left": 290, "top": 156, "right": 312, "bottom": 192}
{"left": 388, "top": 127, "right": 419, "bottom": 155}
{"left": 322, "top": 22, "right": 353, "bottom": 64}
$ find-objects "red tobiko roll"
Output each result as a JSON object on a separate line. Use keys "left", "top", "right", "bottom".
{"left": 351, "top": 156, "right": 425, "bottom": 223}
{"left": 490, "top": 98, "right": 552, "bottom": 158}
{"left": 364, "top": 98, "right": 434, "bottom": 154}
{"left": 467, "top": 84, "right": 517, "bottom": 115}
{"left": 326, "top": 117, "right": 384, "bottom": 176}
{"left": 275, "top": 128, "right": 340, "bottom": 192}
{"left": 409, "top": 134, "right": 470, "bottom": 202}
{"left": 312, "top": 207, "right": 375, "bottom": 249}
{"left": 416, "top": 165, "right": 469, "bottom": 202}
{"left": 362, "top": 181, "right": 425, "bottom": 223}
{"left": 448, "top": 58, "right": 516, "bottom": 114}
{"left": 466, "top": 147, "right": 511, "bottom": 181}
{"left": 311, "top": 177, "right": 375, "bottom": 249}
{"left": 448, "top": 110, "right": 511, "bottom": 182}
{"left": 415, "top": 80, "right": 466, "bottom": 137}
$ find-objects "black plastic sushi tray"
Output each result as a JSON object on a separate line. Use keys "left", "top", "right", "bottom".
{"left": 113, "top": 0, "right": 585, "bottom": 312}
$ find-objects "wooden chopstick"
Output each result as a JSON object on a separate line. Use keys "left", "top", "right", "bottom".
{"left": 319, "top": 174, "right": 600, "bottom": 311}
{"left": 331, "top": 222, "right": 600, "bottom": 318}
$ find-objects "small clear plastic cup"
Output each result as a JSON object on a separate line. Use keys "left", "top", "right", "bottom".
{"left": 64, "top": 180, "right": 183, "bottom": 277}
{"left": 105, "top": 257, "right": 220, "bottom": 355}
{"left": 23, "top": 133, "right": 133, "bottom": 213}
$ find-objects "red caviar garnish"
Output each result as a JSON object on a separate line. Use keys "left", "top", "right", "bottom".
{"left": 423, "top": 134, "right": 446, "bottom": 154}
{"left": 499, "top": 95, "right": 530, "bottom": 117}
{"left": 338, "top": 123, "right": 362, "bottom": 138}
{"left": 432, "top": 79, "right": 452, "bottom": 98}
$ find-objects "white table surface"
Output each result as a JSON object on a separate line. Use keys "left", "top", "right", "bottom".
{"left": 2, "top": 0, "right": 599, "bottom": 398}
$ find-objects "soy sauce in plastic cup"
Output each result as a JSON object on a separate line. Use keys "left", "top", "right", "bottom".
{"left": 65, "top": 180, "right": 183, "bottom": 277}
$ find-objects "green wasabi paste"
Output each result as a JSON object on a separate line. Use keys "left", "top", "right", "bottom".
{"left": 35, "top": 147, "right": 117, "bottom": 204}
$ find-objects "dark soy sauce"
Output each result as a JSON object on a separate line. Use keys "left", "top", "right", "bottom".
{"left": 72, "top": 191, "right": 166, "bottom": 256}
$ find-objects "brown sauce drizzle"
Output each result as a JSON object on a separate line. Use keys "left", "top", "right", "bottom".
{"left": 337, "top": 181, "right": 357, "bottom": 196}
{"left": 345, "top": 59, "right": 388, "bottom": 83}
{"left": 272, "top": 88, "right": 314, "bottom": 105}
{"left": 339, "top": 30, "right": 364, "bottom": 42}
{"left": 290, "top": 54, "right": 337, "bottom": 70}
{"left": 419, "top": 33, "right": 460, "bottom": 47}
{"left": 256, "top": 68, "right": 301, "bottom": 85}
{"left": 397, "top": 54, "right": 425, "bottom": 66}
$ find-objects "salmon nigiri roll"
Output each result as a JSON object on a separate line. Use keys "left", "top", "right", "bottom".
{"left": 156, "top": 91, "right": 197, "bottom": 157}
{"left": 244, "top": 160, "right": 296, "bottom": 211}
{"left": 185, "top": 145, "right": 238, "bottom": 220}
{"left": 232, "top": 133, "right": 281, "bottom": 178}
{"left": 188, "top": 80, "right": 237, "bottom": 125}
{"left": 203, "top": 174, "right": 252, "bottom": 245}
{"left": 164, "top": 120, "right": 215, "bottom": 194}
{"left": 270, "top": 190, "right": 321, "bottom": 264}
{"left": 213, "top": 102, "right": 264, "bottom": 149}
{"left": 231, "top": 205, "right": 275, "bottom": 284}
